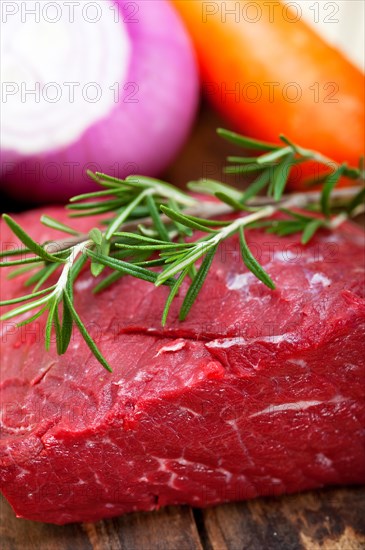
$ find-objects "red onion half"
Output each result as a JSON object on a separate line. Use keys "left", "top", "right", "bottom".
{"left": 1, "top": 0, "right": 199, "bottom": 203}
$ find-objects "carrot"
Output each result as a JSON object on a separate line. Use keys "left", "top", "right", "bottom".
{"left": 172, "top": 0, "right": 364, "bottom": 186}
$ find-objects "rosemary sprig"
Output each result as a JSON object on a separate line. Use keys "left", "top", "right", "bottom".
{"left": 1, "top": 130, "right": 364, "bottom": 372}
{"left": 219, "top": 128, "right": 364, "bottom": 203}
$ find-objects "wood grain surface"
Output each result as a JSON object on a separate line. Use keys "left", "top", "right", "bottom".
{"left": 1, "top": 103, "right": 364, "bottom": 550}
{"left": 1, "top": 487, "right": 364, "bottom": 549}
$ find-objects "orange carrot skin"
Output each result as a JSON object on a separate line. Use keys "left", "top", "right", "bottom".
{"left": 172, "top": 0, "right": 364, "bottom": 177}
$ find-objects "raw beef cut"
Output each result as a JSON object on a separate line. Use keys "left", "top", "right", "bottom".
{"left": 0, "top": 207, "right": 364, "bottom": 524}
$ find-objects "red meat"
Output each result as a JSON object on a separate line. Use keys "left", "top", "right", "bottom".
{"left": 0, "top": 207, "right": 364, "bottom": 524}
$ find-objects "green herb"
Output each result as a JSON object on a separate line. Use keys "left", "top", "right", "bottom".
{"left": 1, "top": 130, "right": 363, "bottom": 372}
{"left": 239, "top": 228, "right": 275, "bottom": 289}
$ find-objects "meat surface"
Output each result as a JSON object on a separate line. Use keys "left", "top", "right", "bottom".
{"left": 0, "top": 207, "right": 364, "bottom": 525}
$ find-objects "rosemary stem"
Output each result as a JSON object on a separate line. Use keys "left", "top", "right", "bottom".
{"left": 212, "top": 205, "right": 276, "bottom": 245}
{"left": 295, "top": 146, "right": 337, "bottom": 168}
{"left": 329, "top": 212, "right": 348, "bottom": 230}
{"left": 210, "top": 190, "right": 316, "bottom": 245}
{"left": 43, "top": 186, "right": 363, "bottom": 254}
{"left": 54, "top": 241, "right": 90, "bottom": 298}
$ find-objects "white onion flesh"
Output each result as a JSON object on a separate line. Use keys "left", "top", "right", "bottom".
{"left": 2, "top": 1, "right": 131, "bottom": 155}
{"left": 0, "top": 0, "right": 199, "bottom": 202}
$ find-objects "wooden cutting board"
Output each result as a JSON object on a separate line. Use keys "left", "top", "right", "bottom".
{"left": 1, "top": 487, "right": 364, "bottom": 549}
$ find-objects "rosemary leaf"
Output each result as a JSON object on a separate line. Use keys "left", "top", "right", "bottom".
{"left": 1, "top": 257, "right": 44, "bottom": 267}
{"left": 188, "top": 264, "right": 197, "bottom": 280}
{"left": 159, "top": 250, "right": 187, "bottom": 263}
{"left": 108, "top": 250, "right": 134, "bottom": 261}
{"left": 134, "top": 258, "right": 167, "bottom": 267}
{"left": 16, "top": 306, "right": 48, "bottom": 327}
{"left": 68, "top": 199, "right": 126, "bottom": 211}
{"left": 272, "top": 153, "right": 295, "bottom": 201}
{"left": 59, "top": 293, "right": 73, "bottom": 354}
{"left": 126, "top": 175, "right": 195, "bottom": 206}
{"left": 96, "top": 173, "right": 150, "bottom": 189}
{"left": 301, "top": 219, "right": 325, "bottom": 245}
{"left": 33, "top": 263, "right": 60, "bottom": 292}
{"left": 91, "top": 260, "right": 104, "bottom": 278}
{"left": 347, "top": 186, "right": 365, "bottom": 214}
{"left": 217, "top": 128, "right": 278, "bottom": 151}
{"left": 68, "top": 203, "right": 125, "bottom": 218}
{"left": 167, "top": 198, "right": 193, "bottom": 237}
{"left": 279, "top": 134, "right": 300, "bottom": 154}
{"left": 41, "top": 215, "right": 80, "bottom": 236}
{"left": 214, "top": 191, "right": 248, "bottom": 211}
{"left": 0, "top": 294, "right": 52, "bottom": 321}
{"left": 2, "top": 215, "right": 64, "bottom": 264}
{"left": 0, "top": 247, "right": 32, "bottom": 258}
{"left": 321, "top": 164, "right": 346, "bottom": 217}
{"left": 25, "top": 263, "right": 59, "bottom": 290}
{"left": 89, "top": 228, "right": 103, "bottom": 246}
{"left": 162, "top": 268, "right": 189, "bottom": 326}
{"left": 239, "top": 227, "right": 275, "bottom": 289}
{"left": 156, "top": 242, "right": 216, "bottom": 286}
{"left": 53, "top": 308, "right": 63, "bottom": 355}
{"left": 106, "top": 190, "right": 150, "bottom": 240}
{"left": 279, "top": 209, "right": 316, "bottom": 222}
{"left": 226, "top": 156, "right": 264, "bottom": 164}
{"left": 7, "top": 264, "right": 40, "bottom": 279}
{"left": 137, "top": 224, "right": 159, "bottom": 238}
{"left": 113, "top": 232, "right": 182, "bottom": 245}
{"left": 63, "top": 290, "right": 112, "bottom": 372}
{"left": 267, "top": 220, "right": 306, "bottom": 237}
{"left": 146, "top": 194, "right": 170, "bottom": 241}
{"left": 188, "top": 179, "right": 243, "bottom": 201}
{"left": 169, "top": 213, "right": 230, "bottom": 228}
{"left": 241, "top": 170, "right": 270, "bottom": 202}
{"left": 302, "top": 171, "right": 335, "bottom": 188}
{"left": 69, "top": 189, "right": 123, "bottom": 202}
{"left": 179, "top": 244, "right": 218, "bottom": 321}
{"left": 86, "top": 248, "right": 169, "bottom": 286}
{"left": 89, "top": 229, "right": 105, "bottom": 276}
{"left": 160, "top": 206, "right": 217, "bottom": 233}
{"left": 343, "top": 166, "right": 361, "bottom": 179}
{"left": 115, "top": 242, "right": 187, "bottom": 252}
{"left": 257, "top": 146, "right": 292, "bottom": 165}
{"left": 45, "top": 297, "right": 58, "bottom": 351}
{"left": 224, "top": 164, "right": 264, "bottom": 174}
{"left": 0, "top": 285, "right": 56, "bottom": 306}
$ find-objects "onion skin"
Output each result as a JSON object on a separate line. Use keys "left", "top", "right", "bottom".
{"left": 172, "top": 0, "right": 364, "bottom": 188}
{"left": 1, "top": 0, "right": 199, "bottom": 203}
